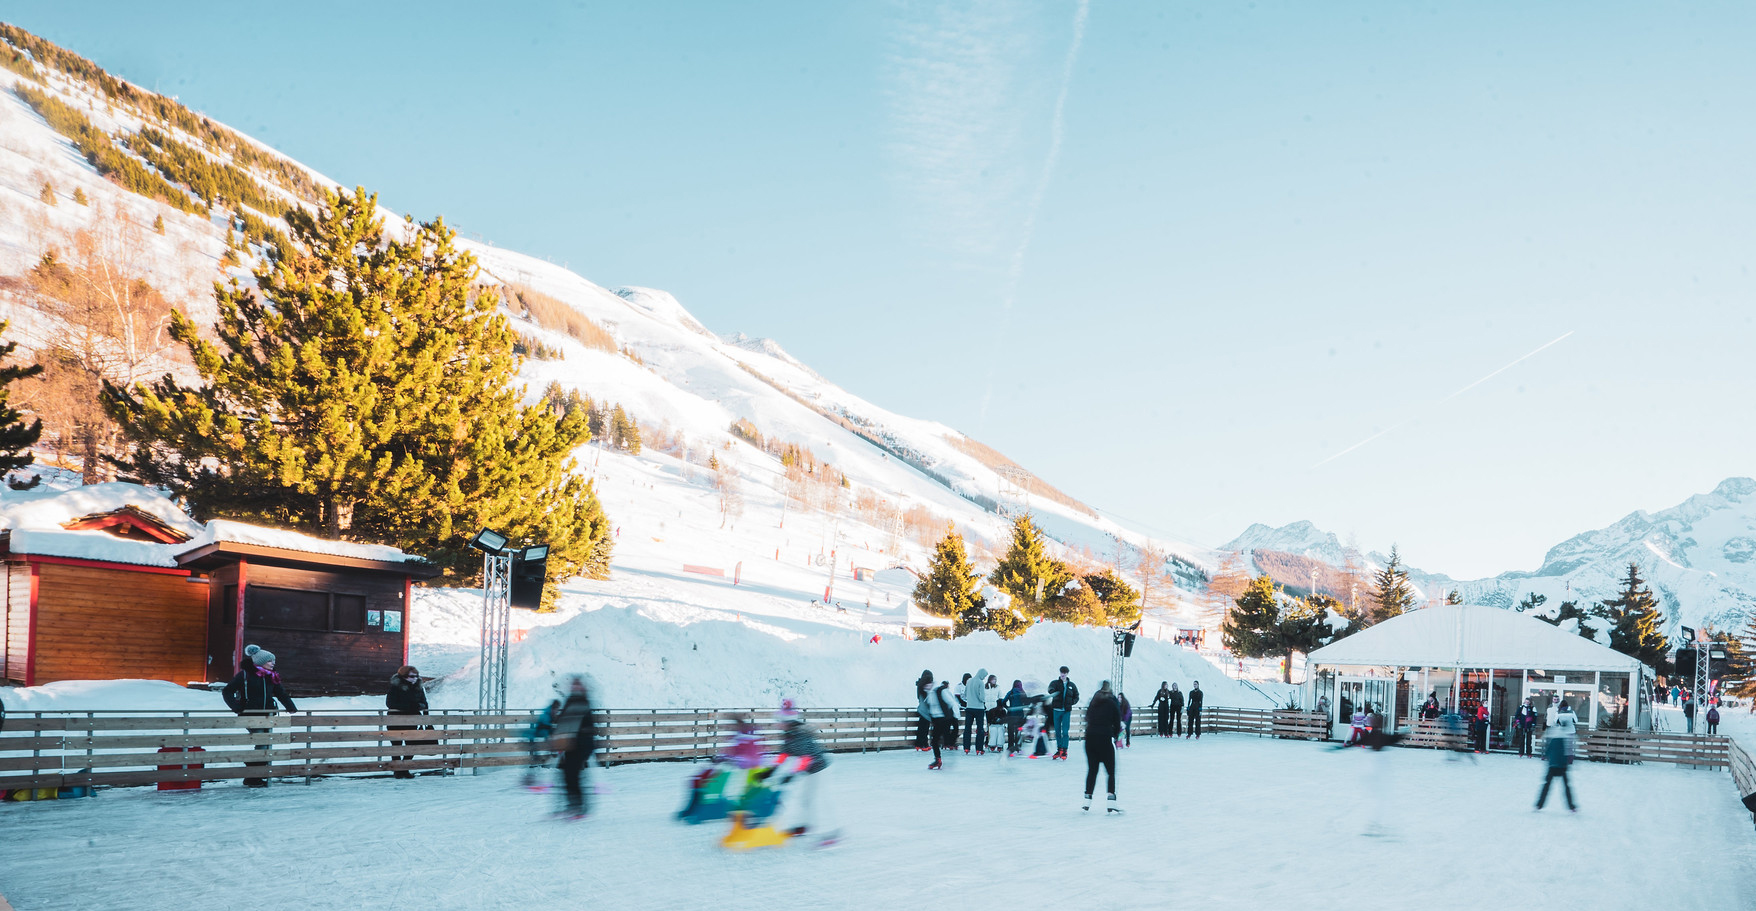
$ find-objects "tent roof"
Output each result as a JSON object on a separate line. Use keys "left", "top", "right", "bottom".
{"left": 1307, "top": 604, "right": 1647, "bottom": 674}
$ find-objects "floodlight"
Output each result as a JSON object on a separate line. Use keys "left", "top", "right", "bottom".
{"left": 468, "top": 528, "right": 509, "bottom": 554}
{"left": 520, "top": 544, "right": 549, "bottom": 562}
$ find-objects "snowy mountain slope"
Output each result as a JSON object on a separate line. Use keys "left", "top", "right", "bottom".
{"left": 0, "top": 31, "right": 1253, "bottom": 711}
{"left": 1226, "top": 477, "right": 1756, "bottom": 637}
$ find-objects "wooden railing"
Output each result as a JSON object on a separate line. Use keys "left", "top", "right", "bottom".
{"left": 1579, "top": 729, "right": 1731, "bottom": 769}
{"left": 1729, "top": 739, "right": 1756, "bottom": 825}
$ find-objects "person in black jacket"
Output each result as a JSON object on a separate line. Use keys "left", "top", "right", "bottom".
{"left": 1186, "top": 681, "right": 1204, "bottom": 738}
{"left": 221, "top": 644, "right": 296, "bottom": 788}
{"left": 1047, "top": 666, "right": 1079, "bottom": 760}
{"left": 1082, "top": 680, "right": 1122, "bottom": 811}
{"left": 551, "top": 676, "right": 598, "bottom": 819}
{"left": 1167, "top": 683, "right": 1184, "bottom": 737}
{"left": 385, "top": 666, "right": 429, "bottom": 778}
{"left": 1152, "top": 682, "right": 1173, "bottom": 737}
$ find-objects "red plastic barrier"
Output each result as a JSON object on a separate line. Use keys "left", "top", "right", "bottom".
{"left": 157, "top": 746, "right": 205, "bottom": 791}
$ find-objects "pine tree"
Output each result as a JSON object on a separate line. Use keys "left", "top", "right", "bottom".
{"left": 913, "top": 526, "right": 986, "bottom": 637}
{"left": 987, "top": 515, "right": 1073, "bottom": 618}
{"left": 105, "top": 186, "right": 612, "bottom": 581}
{"left": 39, "top": 181, "right": 55, "bottom": 205}
{"left": 0, "top": 321, "right": 43, "bottom": 474}
{"left": 153, "top": 214, "right": 165, "bottom": 235}
{"left": 1730, "top": 617, "right": 1756, "bottom": 702}
{"left": 1223, "top": 574, "right": 1283, "bottom": 664}
{"left": 1445, "top": 589, "right": 1463, "bottom": 605}
{"left": 1600, "top": 562, "right": 1669, "bottom": 669}
{"left": 1534, "top": 599, "right": 1598, "bottom": 641}
{"left": 1278, "top": 596, "right": 1332, "bottom": 684}
{"left": 72, "top": 187, "right": 88, "bottom": 205}
{"left": 1080, "top": 568, "right": 1141, "bottom": 626}
{"left": 1368, "top": 545, "right": 1415, "bottom": 625}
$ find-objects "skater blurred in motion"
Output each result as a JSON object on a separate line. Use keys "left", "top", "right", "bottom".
{"left": 926, "top": 676, "right": 957, "bottom": 769}
{"left": 914, "top": 670, "right": 934, "bottom": 751}
{"left": 1348, "top": 704, "right": 1368, "bottom": 746}
{"left": 776, "top": 701, "right": 834, "bottom": 838}
{"left": 1048, "top": 666, "right": 1079, "bottom": 760}
{"left": 1535, "top": 699, "right": 1578, "bottom": 812}
{"left": 1186, "top": 681, "right": 1203, "bottom": 739}
{"left": 964, "top": 668, "right": 990, "bottom": 754}
{"left": 1117, "top": 693, "right": 1133, "bottom": 747}
{"left": 1513, "top": 699, "right": 1538, "bottom": 757}
{"left": 385, "top": 665, "right": 429, "bottom": 779}
{"left": 222, "top": 644, "right": 297, "bottom": 788}
{"left": 724, "top": 714, "right": 764, "bottom": 769}
{"left": 1082, "top": 680, "right": 1122, "bottom": 812}
{"left": 1003, "top": 679, "right": 1030, "bottom": 755}
{"left": 1441, "top": 708, "right": 1474, "bottom": 762}
{"left": 522, "top": 698, "right": 562, "bottom": 789}
{"left": 1152, "top": 682, "right": 1173, "bottom": 737}
{"left": 552, "top": 676, "right": 598, "bottom": 820}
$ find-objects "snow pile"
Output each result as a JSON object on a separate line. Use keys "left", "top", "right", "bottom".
{"left": 0, "top": 481, "right": 203, "bottom": 537}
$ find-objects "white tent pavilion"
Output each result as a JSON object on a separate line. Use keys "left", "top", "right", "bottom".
{"left": 1305, "top": 604, "right": 1651, "bottom": 742}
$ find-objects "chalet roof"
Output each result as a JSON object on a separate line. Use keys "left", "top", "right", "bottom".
{"left": 1306, "top": 603, "right": 1647, "bottom": 674}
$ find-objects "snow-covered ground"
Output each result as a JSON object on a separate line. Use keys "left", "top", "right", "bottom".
{"left": 2, "top": 735, "right": 1750, "bottom": 911}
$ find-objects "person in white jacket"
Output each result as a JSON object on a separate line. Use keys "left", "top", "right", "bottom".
{"left": 925, "top": 678, "right": 959, "bottom": 769}
{"left": 964, "top": 667, "right": 990, "bottom": 754}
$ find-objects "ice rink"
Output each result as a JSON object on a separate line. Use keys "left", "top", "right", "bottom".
{"left": 4, "top": 733, "right": 1753, "bottom": 911}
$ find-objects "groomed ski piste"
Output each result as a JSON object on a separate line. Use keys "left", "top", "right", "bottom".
{"left": 3, "top": 729, "right": 1754, "bottom": 911}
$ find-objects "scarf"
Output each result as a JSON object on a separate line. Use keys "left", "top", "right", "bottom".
{"left": 253, "top": 663, "right": 281, "bottom": 685}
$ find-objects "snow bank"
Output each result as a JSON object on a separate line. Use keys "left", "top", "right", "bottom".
{"left": 0, "top": 481, "right": 203, "bottom": 537}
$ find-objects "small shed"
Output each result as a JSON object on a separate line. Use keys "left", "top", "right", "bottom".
{"left": 1305, "top": 603, "right": 1651, "bottom": 744}
{"left": 2, "top": 484, "right": 438, "bottom": 696}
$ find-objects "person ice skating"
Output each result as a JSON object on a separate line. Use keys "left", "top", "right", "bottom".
{"left": 1004, "top": 679, "right": 1031, "bottom": 755}
{"left": 1152, "top": 682, "right": 1173, "bottom": 737}
{"left": 1421, "top": 692, "right": 1442, "bottom": 721}
{"left": 1118, "top": 693, "right": 1133, "bottom": 747}
{"left": 775, "top": 700, "right": 834, "bottom": 840}
{"left": 385, "top": 665, "right": 429, "bottom": 778}
{"left": 1535, "top": 699, "right": 1578, "bottom": 812}
{"left": 985, "top": 674, "right": 1006, "bottom": 752}
{"left": 1186, "top": 681, "right": 1203, "bottom": 738}
{"left": 1513, "top": 699, "right": 1538, "bottom": 757}
{"left": 221, "top": 644, "right": 297, "bottom": 788}
{"left": 552, "top": 676, "right": 598, "bottom": 820}
{"left": 914, "top": 671, "right": 934, "bottom": 751}
{"left": 1706, "top": 703, "right": 1720, "bottom": 735}
{"left": 955, "top": 674, "right": 971, "bottom": 749}
{"left": 926, "top": 677, "right": 957, "bottom": 769}
{"left": 1167, "top": 683, "right": 1184, "bottom": 737}
{"left": 965, "top": 668, "right": 990, "bottom": 754}
{"left": 1474, "top": 703, "right": 1490, "bottom": 753}
{"left": 1048, "top": 667, "right": 1079, "bottom": 759}
{"left": 1684, "top": 696, "right": 1696, "bottom": 734}
{"left": 522, "top": 698, "right": 562, "bottom": 789}
{"left": 1348, "top": 706, "right": 1367, "bottom": 746}
{"left": 1082, "top": 680, "right": 1122, "bottom": 812}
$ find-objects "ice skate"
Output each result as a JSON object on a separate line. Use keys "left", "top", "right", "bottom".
{"left": 1106, "top": 794, "right": 1121, "bottom": 814}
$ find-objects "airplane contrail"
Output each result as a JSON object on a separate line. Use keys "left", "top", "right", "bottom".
{"left": 1310, "top": 330, "right": 1575, "bottom": 470}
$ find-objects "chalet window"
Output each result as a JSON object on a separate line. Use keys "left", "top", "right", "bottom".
{"left": 333, "top": 594, "right": 367, "bottom": 633}
{"left": 246, "top": 587, "right": 330, "bottom": 631}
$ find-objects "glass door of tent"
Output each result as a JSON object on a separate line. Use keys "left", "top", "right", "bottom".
{"left": 1524, "top": 683, "right": 1597, "bottom": 733}
{"left": 1334, "top": 677, "right": 1396, "bottom": 739}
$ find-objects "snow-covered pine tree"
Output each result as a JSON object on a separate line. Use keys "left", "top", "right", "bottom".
{"left": 0, "top": 320, "right": 43, "bottom": 474}
{"left": 1368, "top": 545, "right": 1415, "bottom": 625}
{"left": 1599, "top": 563, "right": 1669, "bottom": 670}
{"left": 105, "top": 186, "right": 612, "bottom": 581}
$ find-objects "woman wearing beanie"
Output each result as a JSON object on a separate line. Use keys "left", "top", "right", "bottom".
{"left": 221, "top": 644, "right": 297, "bottom": 788}
{"left": 386, "top": 666, "right": 430, "bottom": 778}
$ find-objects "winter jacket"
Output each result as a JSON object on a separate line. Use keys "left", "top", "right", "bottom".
{"left": 966, "top": 669, "right": 990, "bottom": 710}
{"left": 928, "top": 682, "right": 958, "bottom": 719}
{"left": 781, "top": 721, "right": 829, "bottom": 774}
{"left": 1084, "top": 692, "right": 1122, "bottom": 742}
{"left": 1684, "top": 700, "right": 1696, "bottom": 720}
{"left": 1004, "top": 687, "right": 1031, "bottom": 718}
{"left": 1544, "top": 707, "right": 1578, "bottom": 767}
{"left": 1187, "top": 687, "right": 1204, "bottom": 713}
{"left": 1707, "top": 707, "right": 1721, "bottom": 725}
{"left": 385, "top": 677, "right": 429, "bottom": 715}
{"left": 1152, "top": 686, "right": 1173, "bottom": 711}
{"left": 1167, "top": 688, "right": 1184, "bottom": 714}
{"left": 1048, "top": 676, "right": 1080, "bottom": 711}
{"left": 222, "top": 666, "right": 296, "bottom": 714}
{"left": 551, "top": 693, "right": 597, "bottom": 755}
{"left": 1421, "top": 698, "right": 1441, "bottom": 721}
{"left": 1513, "top": 706, "right": 1537, "bottom": 730}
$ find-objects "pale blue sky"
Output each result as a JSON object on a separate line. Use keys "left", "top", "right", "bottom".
{"left": 10, "top": 2, "right": 1755, "bottom": 577}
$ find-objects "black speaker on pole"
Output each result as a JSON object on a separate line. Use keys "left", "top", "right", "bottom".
{"left": 510, "top": 545, "right": 549, "bottom": 610}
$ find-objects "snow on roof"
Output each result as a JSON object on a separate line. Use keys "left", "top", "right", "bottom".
{"left": 0, "top": 482, "right": 205, "bottom": 539}
{"left": 1306, "top": 603, "right": 1647, "bottom": 673}
{"left": 182, "top": 520, "right": 419, "bottom": 564}
{"left": 4, "top": 528, "right": 180, "bottom": 568}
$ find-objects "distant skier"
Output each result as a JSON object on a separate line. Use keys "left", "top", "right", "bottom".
{"left": 1048, "top": 666, "right": 1079, "bottom": 759}
{"left": 1152, "top": 682, "right": 1173, "bottom": 737}
{"left": 1082, "top": 680, "right": 1122, "bottom": 812}
{"left": 1512, "top": 699, "right": 1538, "bottom": 757}
{"left": 552, "top": 676, "right": 598, "bottom": 820}
{"left": 1535, "top": 700, "right": 1578, "bottom": 812}
{"left": 221, "top": 644, "right": 297, "bottom": 788}
{"left": 964, "top": 668, "right": 991, "bottom": 754}
{"left": 384, "top": 665, "right": 429, "bottom": 779}
{"left": 1186, "top": 681, "right": 1203, "bottom": 739}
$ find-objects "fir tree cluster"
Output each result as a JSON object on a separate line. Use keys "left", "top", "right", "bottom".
{"left": 914, "top": 516, "right": 1140, "bottom": 640}
{"left": 1221, "top": 575, "right": 1346, "bottom": 683}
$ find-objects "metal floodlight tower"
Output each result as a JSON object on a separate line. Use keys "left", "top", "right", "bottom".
{"left": 1693, "top": 629, "right": 1710, "bottom": 734}
{"left": 470, "top": 528, "right": 513, "bottom": 715}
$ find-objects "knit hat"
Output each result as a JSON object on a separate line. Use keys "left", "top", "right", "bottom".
{"left": 245, "top": 644, "right": 276, "bottom": 666}
{"left": 775, "top": 698, "right": 801, "bottom": 723}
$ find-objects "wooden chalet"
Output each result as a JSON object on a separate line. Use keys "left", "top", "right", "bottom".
{"left": 1, "top": 486, "right": 439, "bottom": 696}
